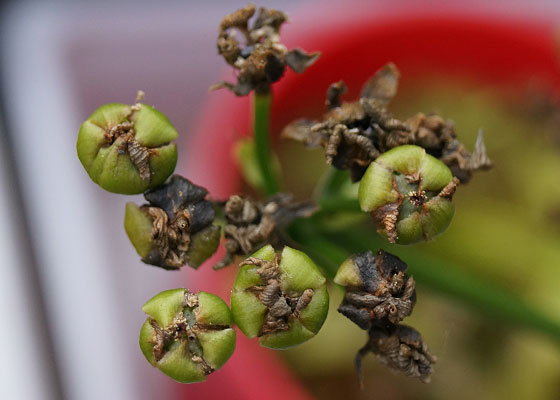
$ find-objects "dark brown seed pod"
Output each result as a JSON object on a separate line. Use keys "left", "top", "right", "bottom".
{"left": 335, "top": 250, "right": 435, "bottom": 384}
{"left": 281, "top": 62, "right": 491, "bottom": 182}
{"left": 213, "top": 193, "right": 316, "bottom": 270}
{"left": 355, "top": 325, "right": 436, "bottom": 385}
{"left": 334, "top": 249, "right": 416, "bottom": 329}
{"left": 124, "top": 175, "right": 220, "bottom": 270}
{"left": 211, "top": 3, "right": 320, "bottom": 96}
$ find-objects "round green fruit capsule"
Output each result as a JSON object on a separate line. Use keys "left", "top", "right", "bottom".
{"left": 139, "top": 289, "right": 236, "bottom": 383}
{"left": 358, "top": 145, "right": 458, "bottom": 244}
{"left": 231, "top": 245, "right": 329, "bottom": 349}
{"left": 77, "top": 102, "right": 178, "bottom": 194}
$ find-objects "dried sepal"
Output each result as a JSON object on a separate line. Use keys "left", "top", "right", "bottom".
{"left": 355, "top": 325, "right": 436, "bottom": 385}
{"left": 139, "top": 289, "right": 236, "bottom": 383}
{"left": 326, "top": 81, "right": 348, "bottom": 109}
{"left": 334, "top": 250, "right": 416, "bottom": 329}
{"left": 77, "top": 97, "right": 178, "bottom": 194}
{"left": 212, "top": 3, "right": 320, "bottom": 96}
{"left": 230, "top": 245, "right": 329, "bottom": 349}
{"left": 281, "top": 63, "right": 492, "bottom": 182}
{"left": 124, "top": 175, "right": 220, "bottom": 270}
{"left": 359, "top": 145, "right": 457, "bottom": 244}
{"left": 213, "top": 193, "right": 316, "bottom": 269}
{"left": 361, "top": 62, "right": 400, "bottom": 104}
{"left": 285, "top": 48, "right": 321, "bottom": 74}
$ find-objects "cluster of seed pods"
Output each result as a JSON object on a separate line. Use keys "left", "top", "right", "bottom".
{"left": 75, "top": 2, "right": 491, "bottom": 389}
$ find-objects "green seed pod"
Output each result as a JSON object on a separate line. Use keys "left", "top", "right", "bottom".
{"left": 230, "top": 245, "right": 329, "bottom": 349}
{"left": 358, "top": 145, "right": 459, "bottom": 244}
{"left": 139, "top": 288, "right": 236, "bottom": 383}
{"left": 124, "top": 175, "right": 220, "bottom": 270}
{"left": 77, "top": 102, "right": 178, "bottom": 194}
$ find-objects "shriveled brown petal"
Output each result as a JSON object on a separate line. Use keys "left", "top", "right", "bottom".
{"left": 253, "top": 6, "right": 287, "bottom": 31}
{"left": 219, "top": 3, "right": 255, "bottom": 32}
{"left": 209, "top": 80, "right": 253, "bottom": 97}
{"left": 281, "top": 119, "right": 323, "bottom": 148}
{"left": 361, "top": 62, "right": 400, "bottom": 105}
{"left": 467, "top": 129, "right": 493, "bottom": 170}
{"left": 372, "top": 201, "right": 401, "bottom": 244}
{"left": 285, "top": 49, "right": 321, "bottom": 74}
{"left": 355, "top": 325, "right": 436, "bottom": 386}
{"left": 214, "top": 194, "right": 317, "bottom": 269}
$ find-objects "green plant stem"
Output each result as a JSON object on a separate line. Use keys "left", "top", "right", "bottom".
{"left": 253, "top": 92, "right": 280, "bottom": 195}
{"left": 287, "top": 217, "right": 560, "bottom": 342}
{"left": 318, "top": 198, "right": 361, "bottom": 214}
{"left": 314, "top": 168, "right": 350, "bottom": 202}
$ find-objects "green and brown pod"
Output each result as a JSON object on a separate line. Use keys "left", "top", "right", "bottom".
{"left": 124, "top": 175, "right": 221, "bottom": 270}
{"left": 358, "top": 145, "right": 459, "bottom": 244}
{"left": 139, "top": 289, "right": 236, "bottom": 383}
{"left": 77, "top": 102, "right": 178, "bottom": 194}
{"left": 231, "top": 245, "right": 329, "bottom": 349}
{"left": 334, "top": 249, "right": 416, "bottom": 329}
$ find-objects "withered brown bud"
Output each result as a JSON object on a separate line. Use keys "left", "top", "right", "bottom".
{"left": 124, "top": 175, "right": 220, "bottom": 270}
{"left": 213, "top": 193, "right": 316, "bottom": 270}
{"left": 282, "top": 62, "right": 492, "bottom": 182}
{"left": 211, "top": 3, "right": 320, "bottom": 96}
{"left": 356, "top": 325, "right": 436, "bottom": 385}
{"left": 334, "top": 249, "right": 416, "bottom": 329}
{"left": 335, "top": 250, "right": 436, "bottom": 384}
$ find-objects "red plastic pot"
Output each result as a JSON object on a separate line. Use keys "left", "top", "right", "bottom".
{"left": 174, "top": 3, "right": 560, "bottom": 399}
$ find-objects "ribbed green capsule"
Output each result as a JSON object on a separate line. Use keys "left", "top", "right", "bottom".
{"left": 139, "top": 289, "right": 236, "bottom": 383}
{"left": 359, "top": 145, "right": 458, "bottom": 244}
{"left": 231, "top": 245, "right": 329, "bottom": 349}
{"left": 77, "top": 102, "right": 178, "bottom": 194}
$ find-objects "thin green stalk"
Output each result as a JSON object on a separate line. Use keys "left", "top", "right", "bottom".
{"left": 253, "top": 92, "right": 280, "bottom": 195}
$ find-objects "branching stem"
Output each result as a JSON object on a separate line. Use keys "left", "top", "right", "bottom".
{"left": 253, "top": 92, "right": 280, "bottom": 195}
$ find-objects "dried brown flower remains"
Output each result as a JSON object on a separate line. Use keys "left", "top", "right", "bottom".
{"left": 214, "top": 194, "right": 316, "bottom": 269}
{"left": 282, "top": 63, "right": 492, "bottom": 182}
{"left": 102, "top": 98, "right": 153, "bottom": 181}
{"left": 335, "top": 249, "right": 435, "bottom": 384}
{"left": 356, "top": 324, "right": 436, "bottom": 385}
{"left": 337, "top": 250, "right": 417, "bottom": 329}
{"left": 211, "top": 3, "right": 320, "bottom": 96}
{"left": 141, "top": 175, "right": 218, "bottom": 269}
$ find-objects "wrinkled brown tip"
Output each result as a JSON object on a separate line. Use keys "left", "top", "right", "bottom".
{"left": 219, "top": 3, "right": 256, "bottom": 32}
